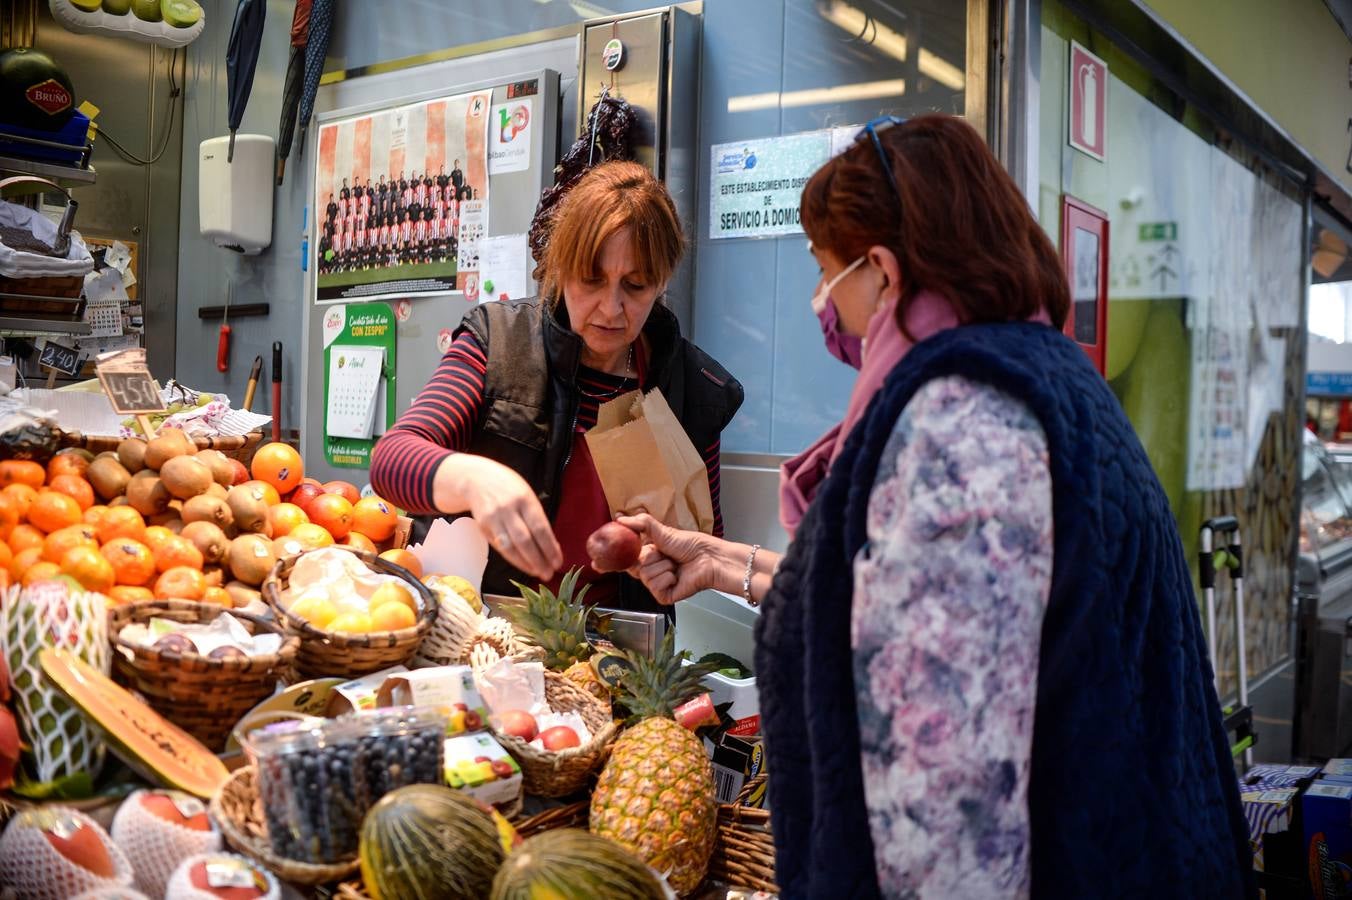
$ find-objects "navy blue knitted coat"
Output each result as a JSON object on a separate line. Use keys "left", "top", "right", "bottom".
{"left": 755, "top": 321, "right": 1254, "bottom": 898}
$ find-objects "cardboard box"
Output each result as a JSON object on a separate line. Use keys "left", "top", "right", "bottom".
{"left": 325, "top": 665, "right": 407, "bottom": 716}
{"left": 1239, "top": 785, "right": 1300, "bottom": 889}
{"left": 376, "top": 665, "right": 487, "bottom": 735}
{"left": 1243, "top": 764, "right": 1321, "bottom": 789}
{"left": 1324, "top": 759, "right": 1352, "bottom": 778}
{"left": 1304, "top": 782, "right": 1352, "bottom": 900}
{"left": 443, "top": 732, "right": 522, "bottom": 810}
{"left": 706, "top": 732, "right": 767, "bottom": 806}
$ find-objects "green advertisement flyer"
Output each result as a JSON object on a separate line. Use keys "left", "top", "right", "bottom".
{"left": 322, "top": 301, "right": 397, "bottom": 468}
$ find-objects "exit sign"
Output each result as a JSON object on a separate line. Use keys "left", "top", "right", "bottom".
{"left": 1138, "top": 221, "right": 1177, "bottom": 242}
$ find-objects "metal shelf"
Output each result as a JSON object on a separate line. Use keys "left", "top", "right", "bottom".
{"left": 0, "top": 152, "right": 96, "bottom": 187}
{"left": 0, "top": 316, "right": 91, "bottom": 335}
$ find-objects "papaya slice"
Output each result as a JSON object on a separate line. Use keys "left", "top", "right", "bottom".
{"left": 38, "top": 648, "right": 228, "bottom": 798}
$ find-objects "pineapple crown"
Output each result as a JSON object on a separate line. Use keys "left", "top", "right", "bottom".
{"left": 506, "top": 567, "right": 593, "bottom": 671}
{"left": 614, "top": 630, "right": 717, "bottom": 724}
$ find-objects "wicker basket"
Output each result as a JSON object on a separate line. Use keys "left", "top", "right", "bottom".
{"left": 262, "top": 546, "right": 437, "bottom": 679}
{"left": 490, "top": 670, "right": 618, "bottom": 799}
{"left": 209, "top": 766, "right": 360, "bottom": 887}
{"left": 63, "top": 430, "right": 263, "bottom": 464}
{"left": 107, "top": 600, "right": 299, "bottom": 751}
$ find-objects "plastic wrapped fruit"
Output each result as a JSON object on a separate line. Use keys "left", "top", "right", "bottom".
{"left": 0, "top": 407, "right": 62, "bottom": 463}
{"left": 111, "top": 789, "right": 222, "bottom": 898}
{"left": 0, "top": 807, "right": 134, "bottom": 900}
{"left": 165, "top": 852, "right": 279, "bottom": 900}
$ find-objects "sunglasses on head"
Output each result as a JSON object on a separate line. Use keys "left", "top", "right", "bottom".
{"left": 855, "top": 115, "right": 906, "bottom": 203}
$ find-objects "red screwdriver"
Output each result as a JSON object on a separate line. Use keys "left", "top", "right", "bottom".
{"left": 217, "top": 283, "right": 231, "bottom": 373}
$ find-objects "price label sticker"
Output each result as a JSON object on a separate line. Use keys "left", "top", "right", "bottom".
{"left": 95, "top": 348, "right": 165, "bottom": 414}
{"left": 38, "top": 341, "right": 82, "bottom": 375}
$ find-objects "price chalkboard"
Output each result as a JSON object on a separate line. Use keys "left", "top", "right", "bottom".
{"left": 97, "top": 369, "right": 165, "bottom": 414}
{"left": 38, "top": 342, "right": 82, "bottom": 376}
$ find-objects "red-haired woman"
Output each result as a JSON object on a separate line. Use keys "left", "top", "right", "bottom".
{"left": 624, "top": 115, "right": 1252, "bottom": 898}
{"left": 370, "top": 161, "right": 742, "bottom": 613}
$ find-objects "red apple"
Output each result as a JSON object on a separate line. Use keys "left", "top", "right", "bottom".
{"left": 495, "top": 708, "right": 538, "bottom": 741}
{"left": 539, "top": 725, "right": 581, "bottom": 751}
{"left": 0, "top": 706, "right": 17, "bottom": 791}
{"left": 228, "top": 459, "right": 250, "bottom": 485}
{"left": 140, "top": 790, "right": 211, "bottom": 831}
{"left": 285, "top": 482, "right": 324, "bottom": 513}
{"left": 586, "top": 522, "right": 642, "bottom": 572}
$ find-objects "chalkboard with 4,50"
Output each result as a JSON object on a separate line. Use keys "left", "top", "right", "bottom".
{"left": 98, "top": 370, "right": 165, "bottom": 414}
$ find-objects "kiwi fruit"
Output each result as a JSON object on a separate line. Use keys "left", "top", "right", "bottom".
{"left": 181, "top": 495, "right": 232, "bottom": 529}
{"left": 224, "top": 580, "right": 262, "bottom": 609}
{"left": 87, "top": 456, "right": 132, "bottom": 502}
{"left": 126, "top": 475, "right": 170, "bottom": 516}
{"left": 109, "top": 496, "right": 130, "bottom": 508}
{"left": 205, "top": 482, "right": 229, "bottom": 500}
{"left": 159, "top": 455, "right": 214, "bottom": 500}
{"left": 197, "top": 449, "right": 236, "bottom": 488}
{"left": 228, "top": 534, "right": 277, "bottom": 586}
{"left": 144, "top": 429, "right": 193, "bottom": 470}
{"left": 228, "top": 484, "right": 271, "bottom": 534}
{"left": 117, "top": 439, "right": 148, "bottom": 474}
{"left": 181, "top": 521, "right": 229, "bottom": 565}
{"left": 148, "top": 514, "right": 184, "bottom": 532}
{"left": 203, "top": 566, "right": 225, "bottom": 587}
{"left": 95, "top": 451, "right": 120, "bottom": 462}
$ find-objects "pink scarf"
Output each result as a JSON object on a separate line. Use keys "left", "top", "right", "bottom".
{"left": 779, "top": 290, "right": 958, "bottom": 538}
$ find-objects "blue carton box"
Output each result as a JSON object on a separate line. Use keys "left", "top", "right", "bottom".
{"left": 0, "top": 112, "right": 90, "bottom": 165}
{"left": 1240, "top": 785, "right": 1300, "bottom": 886}
{"left": 1303, "top": 782, "right": 1352, "bottom": 900}
{"left": 1324, "top": 759, "right": 1352, "bottom": 778}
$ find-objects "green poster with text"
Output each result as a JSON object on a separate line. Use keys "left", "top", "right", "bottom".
{"left": 322, "top": 302, "right": 397, "bottom": 468}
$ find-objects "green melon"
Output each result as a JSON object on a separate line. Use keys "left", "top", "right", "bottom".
{"left": 0, "top": 49, "right": 75, "bottom": 131}
{"left": 491, "top": 829, "right": 668, "bottom": 900}
{"left": 359, "top": 784, "right": 505, "bottom": 900}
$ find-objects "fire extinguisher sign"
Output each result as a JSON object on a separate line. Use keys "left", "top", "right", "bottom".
{"left": 1069, "top": 41, "right": 1108, "bottom": 162}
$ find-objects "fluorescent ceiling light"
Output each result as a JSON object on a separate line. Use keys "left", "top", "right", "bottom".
{"left": 819, "top": 1, "right": 965, "bottom": 92}
{"left": 728, "top": 79, "right": 907, "bottom": 113}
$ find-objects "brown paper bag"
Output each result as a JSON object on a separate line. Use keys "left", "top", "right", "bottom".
{"left": 584, "top": 388, "right": 715, "bottom": 534}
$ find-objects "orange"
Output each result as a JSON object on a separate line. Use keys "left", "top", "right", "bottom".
{"left": 28, "top": 491, "right": 82, "bottom": 533}
{"left": 202, "top": 586, "right": 233, "bottom": 607}
{"left": 288, "top": 523, "right": 335, "bottom": 550}
{"left": 369, "top": 581, "right": 417, "bottom": 616}
{"left": 266, "top": 503, "right": 309, "bottom": 537}
{"left": 378, "top": 548, "right": 422, "bottom": 579}
{"left": 307, "top": 494, "right": 353, "bottom": 539}
{"left": 153, "top": 535, "right": 204, "bottom": 573}
{"left": 0, "top": 492, "right": 18, "bottom": 541}
{"left": 353, "top": 496, "right": 397, "bottom": 542}
{"left": 142, "top": 525, "right": 177, "bottom": 555}
{"left": 370, "top": 600, "right": 416, "bottom": 632}
{"left": 0, "top": 460, "right": 45, "bottom": 489}
{"left": 101, "top": 538, "right": 155, "bottom": 586}
{"left": 0, "top": 541, "right": 12, "bottom": 573}
{"left": 322, "top": 481, "right": 361, "bottom": 505}
{"left": 342, "top": 531, "right": 376, "bottom": 553}
{"left": 8, "top": 523, "right": 44, "bottom": 554}
{"left": 107, "top": 585, "right": 154, "bottom": 605}
{"left": 61, "top": 545, "right": 115, "bottom": 593}
{"left": 47, "top": 475, "right": 95, "bottom": 512}
{"left": 96, "top": 506, "right": 147, "bottom": 545}
{"left": 43, "top": 524, "right": 98, "bottom": 563}
{"left": 241, "top": 480, "right": 281, "bottom": 507}
{"left": 153, "top": 566, "right": 206, "bottom": 600}
{"left": 46, "top": 452, "right": 90, "bottom": 482}
{"left": 83, "top": 504, "right": 109, "bottom": 527}
{"left": 10, "top": 546, "right": 43, "bottom": 581}
{"left": 21, "top": 560, "right": 61, "bottom": 586}
{"left": 3, "top": 484, "right": 37, "bottom": 520}
{"left": 250, "top": 443, "right": 304, "bottom": 495}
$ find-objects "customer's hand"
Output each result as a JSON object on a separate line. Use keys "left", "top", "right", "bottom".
{"left": 459, "top": 457, "right": 562, "bottom": 581}
{"left": 616, "top": 513, "right": 732, "bottom": 605}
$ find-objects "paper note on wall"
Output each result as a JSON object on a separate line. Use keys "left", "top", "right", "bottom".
{"left": 478, "top": 233, "right": 529, "bottom": 303}
{"left": 326, "top": 345, "right": 385, "bottom": 439}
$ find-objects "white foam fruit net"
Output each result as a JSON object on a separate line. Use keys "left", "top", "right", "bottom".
{"left": 165, "top": 852, "right": 280, "bottom": 900}
{"left": 1, "top": 581, "right": 109, "bottom": 783}
{"left": 0, "top": 807, "right": 134, "bottom": 900}
{"left": 110, "top": 790, "right": 223, "bottom": 899}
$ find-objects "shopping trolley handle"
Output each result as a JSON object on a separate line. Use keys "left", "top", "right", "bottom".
{"left": 1201, "top": 516, "right": 1240, "bottom": 536}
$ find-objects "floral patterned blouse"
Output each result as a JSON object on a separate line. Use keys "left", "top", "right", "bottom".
{"left": 852, "top": 374, "right": 1054, "bottom": 899}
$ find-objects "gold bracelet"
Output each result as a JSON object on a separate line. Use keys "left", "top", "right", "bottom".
{"left": 743, "top": 544, "right": 761, "bottom": 608}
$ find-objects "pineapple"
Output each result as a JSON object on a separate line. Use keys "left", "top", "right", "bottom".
{"left": 564, "top": 658, "right": 609, "bottom": 703}
{"left": 505, "top": 567, "right": 593, "bottom": 671}
{"left": 589, "top": 632, "right": 718, "bottom": 896}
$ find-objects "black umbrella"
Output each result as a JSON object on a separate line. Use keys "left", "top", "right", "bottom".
{"left": 275, "top": 0, "right": 313, "bottom": 184}
{"left": 225, "top": 0, "right": 268, "bottom": 162}
{"left": 296, "top": 0, "right": 336, "bottom": 163}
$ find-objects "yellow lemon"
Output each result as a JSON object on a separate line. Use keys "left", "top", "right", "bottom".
{"left": 369, "top": 581, "right": 416, "bottom": 616}
{"left": 370, "top": 600, "right": 416, "bottom": 632}
{"left": 327, "top": 611, "right": 374, "bottom": 634}
{"left": 289, "top": 593, "right": 338, "bottom": 629}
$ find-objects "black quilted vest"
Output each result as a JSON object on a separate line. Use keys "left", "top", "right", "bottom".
{"left": 756, "top": 321, "right": 1254, "bottom": 899}
{"left": 411, "top": 299, "right": 744, "bottom": 611}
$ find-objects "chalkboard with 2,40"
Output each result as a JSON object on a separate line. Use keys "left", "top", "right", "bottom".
{"left": 39, "top": 342, "right": 82, "bottom": 376}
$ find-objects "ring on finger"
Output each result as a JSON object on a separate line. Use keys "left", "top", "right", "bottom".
{"left": 498, "top": 533, "right": 512, "bottom": 548}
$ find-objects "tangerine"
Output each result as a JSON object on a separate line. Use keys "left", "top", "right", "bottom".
{"left": 307, "top": 494, "right": 353, "bottom": 539}
{"left": 153, "top": 566, "right": 207, "bottom": 600}
{"left": 266, "top": 503, "right": 309, "bottom": 537}
{"left": 10, "top": 547, "right": 43, "bottom": 581}
{"left": 250, "top": 443, "right": 304, "bottom": 494}
{"left": 352, "top": 496, "right": 397, "bottom": 542}
{"left": 21, "top": 561, "right": 61, "bottom": 586}
{"left": 47, "top": 475, "right": 95, "bottom": 512}
{"left": 101, "top": 538, "right": 155, "bottom": 586}
{"left": 83, "top": 504, "right": 109, "bottom": 527}
{"left": 378, "top": 548, "right": 422, "bottom": 579}
{"left": 0, "top": 460, "right": 45, "bottom": 489}
{"left": 96, "top": 506, "right": 147, "bottom": 545}
{"left": 369, "top": 581, "right": 417, "bottom": 616}
{"left": 28, "top": 490, "right": 82, "bottom": 533}
{"left": 241, "top": 480, "right": 281, "bottom": 507}
{"left": 0, "top": 492, "right": 19, "bottom": 541}
{"left": 202, "top": 586, "right": 233, "bottom": 607}
{"left": 46, "top": 452, "right": 90, "bottom": 482}
{"left": 0, "top": 541, "right": 12, "bottom": 573}
{"left": 370, "top": 600, "right": 416, "bottom": 631}
{"left": 342, "top": 531, "right": 376, "bottom": 553}
{"left": 61, "top": 545, "right": 116, "bottom": 593}
{"left": 142, "top": 526, "right": 177, "bottom": 554}
{"left": 2, "top": 484, "right": 37, "bottom": 520}
{"left": 43, "top": 524, "right": 98, "bottom": 563}
{"left": 8, "top": 524, "right": 44, "bottom": 555}
{"left": 107, "top": 585, "right": 154, "bottom": 605}
{"left": 288, "top": 523, "right": 335, "bottom": 550}
{"left": 154, "top": 535, "right": 204, "bottom": 573}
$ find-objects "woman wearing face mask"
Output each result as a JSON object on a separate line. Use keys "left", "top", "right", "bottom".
{"left": 621, "top": 115, "right": 1252, "bottom": 898}
{"left": 370, "top": 161, "right": 743, "bottom": 612}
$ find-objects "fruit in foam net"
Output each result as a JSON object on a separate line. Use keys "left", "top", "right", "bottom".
{"left": 111, "top": 789, "right": 221, "bottom": 899}
{"left": 0, "top": 807, "right": 134, "bottom": 896}
{"left": 166, "top": 853, "right": 276, "bottom": 900}
{"left": 585, "top": 521, "right": 642, "bottom": 572}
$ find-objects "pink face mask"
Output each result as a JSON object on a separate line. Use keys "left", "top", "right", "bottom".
{"left": 811, "top": 256, "right": 867, "bottom": 370}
